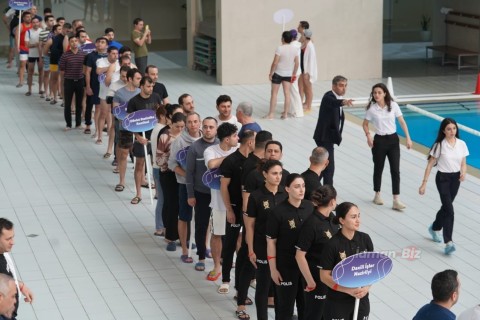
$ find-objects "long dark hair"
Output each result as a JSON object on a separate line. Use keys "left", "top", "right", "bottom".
{"left": 333, "top": 202, "right": 358, "bottom": 225}
{"left": 366, "top": 83, "right": 393, "bottom": 112}
{"left": 427, "top": 118, "right": 460, "bottom": 161}
{"left": 311, "top": 185, "right": 337, "bottom": 207}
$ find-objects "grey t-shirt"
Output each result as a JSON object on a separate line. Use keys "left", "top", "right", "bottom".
{"left": 113, "top": 86, "right": 140, "bottom": 131}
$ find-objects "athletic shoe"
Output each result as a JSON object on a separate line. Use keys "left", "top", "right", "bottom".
{"left": 428, "top": 225, "right": 441, "bottom": 243}
{"left": 444, "top": 242, "right": 456, "bottom": 255}
{"left": 166, "top": 241, "right": 177, "bottom": 251}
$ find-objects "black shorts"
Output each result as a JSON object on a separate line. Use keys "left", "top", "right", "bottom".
{"left": 271, "top": 73, "right": 291, "bottom": 84}
{"left": 132, "top": 141, "right": 152, "bottom": 158}
{"left": 118, "top": 130, "right": 133, "bottom": 149}
{"left": 28, "top": 57, "right": 40, "bottom": 63}
{"left": 106, "top": 96, "right": 113, "bottom": 105}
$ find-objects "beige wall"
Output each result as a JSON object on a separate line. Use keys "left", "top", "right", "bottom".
{"left": 214, "top": 0, "right": 383, "bottom": 85}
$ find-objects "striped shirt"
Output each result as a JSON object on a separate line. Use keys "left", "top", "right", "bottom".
{"left": 59, "top": 50, "right": 86, "bottom": 80}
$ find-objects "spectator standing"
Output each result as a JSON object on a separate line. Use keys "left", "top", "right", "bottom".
{"left": 131, "top": 18, "right": 151, "bottom": 74}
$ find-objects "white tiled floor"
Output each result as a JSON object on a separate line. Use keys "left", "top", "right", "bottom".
{"left": 1, "top": 51, "right": 479, "bottom": 320}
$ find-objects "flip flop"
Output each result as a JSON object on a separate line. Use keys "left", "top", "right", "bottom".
{"left": 84, "top": 128, "right": 91, "bottom": 134}
{"left": 115, "top": 184, "right": 124, "bottom": 192}
{"left": 217, "top": 283, "right": 229, "bottom": 294}
{"left": 235, "top": 310, "right": 250, "bottom": 320}
{"left": 103, "top": 152, "right": 111, "bottom": 159}
{"left": 206, "top": 270, "right": 221, "bottom": 281}
{"left": 130, "top": 196, "right": 141, "bottom": 204}
{"left": 195, "top": 262, "right": 205, "bottom": 271}
{"left": 180, "top": 255, "right": 193, "bottom": 263}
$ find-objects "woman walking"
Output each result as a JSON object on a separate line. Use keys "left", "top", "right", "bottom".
{"left": 419, "top": 118, "right": 469, "bottom": 255}
{"left": 362, "top": 83, "right": 412, "bottom": 210}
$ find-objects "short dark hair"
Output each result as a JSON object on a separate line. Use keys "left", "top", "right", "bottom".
{"left": 255, "top": 130, "right": 273, "bottom": 149}
{"left": 119, "top": 46, "right": 132, "bottom": 55}
{"left": 239, "top": 130, "right": 255, "bottom": 144}
{"left": 178, "top": 93, "right": 191, "bottom": 105}
{"left": 171, "top": 112, "right": 186, "bottom": 124}
{"left": 265, "top": 140, "right": 283, "bottom": 152}
{"left": 95, "top": 37, "right": 108, "bottom": 43}
{"left": 44, "top": 7, "right": 52, "bottom": 14}
{"left": 0, "top": 218, "right": 13, "bottom": 235}
{"left": 217, "top": 123, "right": 238, "bottom": 141}
{"left": 56, "top": 17, "right": 65, "bottom": 22}
{"left": 120, "top": 55, "right": 131, "bottom": 64}
{"left": 140, "top": 76, "right": 153, "bottom": 87}
{"left": 127, "top": 68, "right": 141, "bottom": 81}
{"left": 432, "top": 270, "right": 459, "bottom": 303}
{"left": 145, "top": 65, "right": 157, "bottom": 75}
{"left": 76, "top": 30, "right": 86, "bottom": 38}
{"left": 282, "top": 31, "right": 293, "bottom": 43}
{"left": 104, "top": 27, "right": 114, "bottom": 34}
{"left": 133, "top": 18, "right": 143, "bottom": 25}
{"left": 45, "top": 15, "right": 54, "bottom": 21}
{"left": 119, "top": 65, "right": 131, "bottom": 74}
{"left": 216, "top": 94, "right": 232, "bottom": 107}
{"left": 107, "top": 46, "right": 118, "bottom": 53}
{"left": 299, "top": 21, "right": 309, "bottom": 29}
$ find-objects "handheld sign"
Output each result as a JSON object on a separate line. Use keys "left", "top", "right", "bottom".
{"left": 175, "top": 146, "right": 190, "bottom": 168}
{"left": 80, "top": 42, "right": 96, "bottom": 54}
{"left": 113, "top": 102, "right": 128, "bottom": 121}
{"left": 9, "top": 0, "right": 32, "bottom": 10}
{"left": 332, "top": 252, "right": 393, "bottom": 288}
{"left": 122, "top": 109, "right": 156, "bottom": 133}
{"left": 202, "top": 168, "right": 221, "bottom": 190}
{"left": 98, "top": 73, "right": 106, "bottom": 84}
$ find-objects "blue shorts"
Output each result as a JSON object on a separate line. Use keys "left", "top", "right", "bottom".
{"left": 178, "top": 184, "right": 192, "bottom": 222}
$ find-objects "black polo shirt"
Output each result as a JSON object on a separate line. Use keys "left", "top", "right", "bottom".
{"left": 244, "top": 168, "right": 290, "bottom": 193}
{"left": 220, "top": 149, "right": 248, "bottom": 218}
{"left": 266, "top": 199, "right": 313, "bottom": 268}
{"left": 301, "top": 168, "right": 321, "bottom": 201}
{"left": 246, "top": 185, "right": 288, "bottom": 260}
{"left": 153, "top": 82, "right": 168, "bottom": 102}
{"left": 320, "top": 231, "right": 374, "bottom": 300}
{"left": 241, "top": 152, "right": 260, "bottom": 189}
{"left": 296, "top": 210, "right": 340, "bottom": 269}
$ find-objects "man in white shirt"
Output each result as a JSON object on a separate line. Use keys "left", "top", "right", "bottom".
{"left": 214, "top": 95, "right": 241, "bottom": 129}
{"left": 203, "top": 123, "right": 239, "bottom": 286}
{"left": 25, "top": 16, "right": 43, "bottom": 96}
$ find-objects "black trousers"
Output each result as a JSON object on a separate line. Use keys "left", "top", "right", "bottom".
{"left": 432, "top": 171, "right": 460, "bottom": 243}
{"left": 303, "top": 265, "right": 327, "bottom": 320}
{"left": 159, "top": 171, "right": 179, "bottom": 241}
{"left": 194, "top": 191, "right": 211, "bottom": 260}
{"left": 315, "top": 140, "right": 334, "bottom": 186}
{"left": 323, "top": 296, "right": 370, "bottom": 320}
{"left": 64, "top": 78, "right": 84, "bottom": 128}
{"left": 255, "top": 260, "right": 272, "bottom": 320}
{"left": 372, "top": 133, "right": 400, "bottom": 194}
{"left": 235, "top": 241, "right": 254, "bottom": 306}
{"left": 222, "top": 210, "right": 241, "bottom": 283}
{"left": 275, "top": 264, "right": 304, "bottom": 320}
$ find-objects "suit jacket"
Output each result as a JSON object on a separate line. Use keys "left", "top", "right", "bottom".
{"left": 313, "top": 90, "right": 345, "bottom": 145}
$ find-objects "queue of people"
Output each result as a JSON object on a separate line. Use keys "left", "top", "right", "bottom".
{"left": 2, "top": 6, "right": 473, "bottom": 320}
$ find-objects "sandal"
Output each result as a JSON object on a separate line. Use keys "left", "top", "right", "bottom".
{"left": 180, "top": 254, "right": 193, "bottom": 263}
{"left": 112, "top": 167, "right": 119, "bottom": 174}
{"left": 234, "top": 296, "right": 253, "bottom": 305}
{"left": 25, "top": 92, "right": 31, "bottom": 96}
{"left": 217, "top": 283, "right": 229, "bottom": 294}
{"left": 130, "top": 196, "right": 141, "bottom": 205}
{"left": 50, "top": 99, "right": 57, "bottom": 105}
{"left": 114, "top": 184, "right": 124, "bottom": 192}
{"left": 84, "top": 128, "right": 91, "bottom": 134}
{"left": 154, "top": 230, "right": 165, "bottom": 237}
{"left": 141, "top": 183, "right": 155, "bottom": 189}
{"left": 95, "top": 139, "right": 102, "bottom": 145}
{"left": 235, "top": 310, "right": 250, "bottom": 320}
{"left": 103, "top": 152, "right": 111, "bottom": 159}
{"left": 195, "top": 262, "right": 205, "bottom": 271}
{"left": 206, "top": 270, "right": 221, "bottom": 282}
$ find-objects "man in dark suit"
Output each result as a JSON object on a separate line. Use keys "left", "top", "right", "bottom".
{"left": 313, "top": 75, "right": 353, "bottom": 186}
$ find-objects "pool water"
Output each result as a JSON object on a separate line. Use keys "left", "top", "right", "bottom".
{"left": 350, "top": 101, "right": 480, "bottom": 169}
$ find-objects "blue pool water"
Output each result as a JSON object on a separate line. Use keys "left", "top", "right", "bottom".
{"left": 396, "top": 101, "right": 480, "bottom": 169}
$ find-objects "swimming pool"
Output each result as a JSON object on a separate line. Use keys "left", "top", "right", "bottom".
{"left": 350, "top": 101, "right": 480, "bottom": 169}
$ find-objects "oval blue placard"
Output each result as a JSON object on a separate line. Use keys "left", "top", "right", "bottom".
{"left": 98, "top": 73, "right": 106, "bottom": 84}
{"left": 80, "top": 43, "right": 96, "bottom": 54}
{"left": 175, "top": 146, "right": 190, "bottom": 168}
{"left": 122, "top": 109, "right": 156, "bottom": 133}
{"left": 113, "top": 102, "right": 128, "bottom": 120}
{"left": 202, "top": 168, "right": 221, "bottom": 190}
{"left": 332, "top": 252, "right": 393, "bottom": 288}
{"left": 9, "top": 0, "right": 32, "bottom": 10}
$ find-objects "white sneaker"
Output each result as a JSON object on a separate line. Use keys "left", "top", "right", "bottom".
{"left": 393, "top": 199, "right": 406, "bottom": 210}
{"left": 373, "top": 193, "right": 384, "bottom": 205}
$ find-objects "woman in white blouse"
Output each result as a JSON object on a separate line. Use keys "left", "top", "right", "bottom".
{"left": 419, "top": 118, "right": 469, "bottom": 255}
{"left": 362, "top": 83, "right": 412, "bottom": 210}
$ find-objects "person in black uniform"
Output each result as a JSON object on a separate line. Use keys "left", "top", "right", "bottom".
{"left": 319, "top": 202, "right": 374, "bottom": 320}
{"left": 296, "top": 185, "right": 340, "bottom": 320}
{"left": 243, "top": 160, "right": 287, "bottom": 320}
{"left": 266, "top": 174, "right": 314, "bottom": 320}
{"left": 301, "top": 147, "right": 329, "bottom": 201}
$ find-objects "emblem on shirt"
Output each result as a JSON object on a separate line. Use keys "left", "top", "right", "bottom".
{"left": 288, "top": 219, "right": 296, "bottom": 229}
{"left": 339, "top": 251, "right": 347, "bottom": 260}
{"left": 325, "top": 230, "right": 332, "bottom": 239}
{"left": 263, "top": 200, "right": 270, "bottom": 210}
